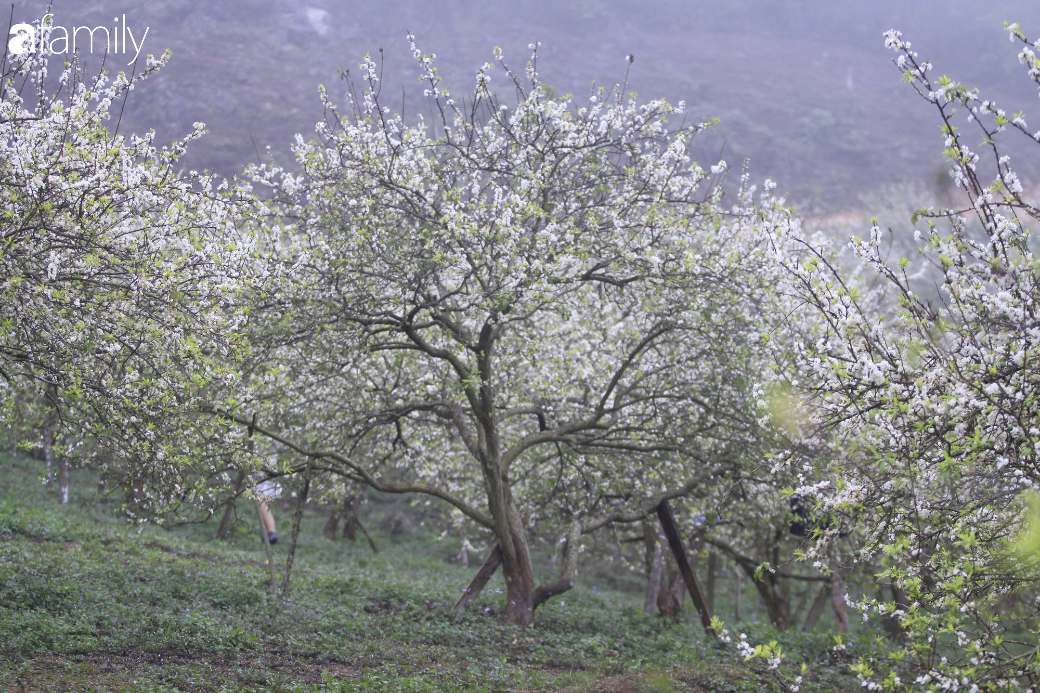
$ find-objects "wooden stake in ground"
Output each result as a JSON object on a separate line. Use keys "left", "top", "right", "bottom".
{"left": 655, "top": 500, "right": 714, "bottom": 633}
{"left": 453, "top": 543, "right": 504, "bottom": 614}
{"left": 355, "top": 518, "right": 379, "bottom": 553}
{"left": 281, "top": 461, "right": 313, "bottom": 595}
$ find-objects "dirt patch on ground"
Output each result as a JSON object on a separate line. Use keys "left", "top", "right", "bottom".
{"left": 141, "top": 541, "right": 272, "bottom": 570}
{"left": 143, "top": 541, "right": 213, "bottom": 562}
{"left": 1, "top": 649, "right": 363, "bottom": 692}
{"left": 593, "top": 676, "right": 639, "bottom": 693}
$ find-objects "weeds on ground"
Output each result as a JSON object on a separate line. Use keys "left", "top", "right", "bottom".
{"left": 0, "top": 450, "right": 864, "bottom": 692}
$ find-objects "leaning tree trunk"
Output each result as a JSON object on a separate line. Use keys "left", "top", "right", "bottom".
{"left": 453, "top": 543, "right": 503, "bottom": 613}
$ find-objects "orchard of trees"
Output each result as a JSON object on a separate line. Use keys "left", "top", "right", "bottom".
{"left": 3, "top": 16, "right": 1040, "bottom": 691}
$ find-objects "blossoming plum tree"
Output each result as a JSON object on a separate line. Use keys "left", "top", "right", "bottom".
{"left": 0, "top": 41, "right": 249, "bottom": 509}
{"left": 778, "top": 24, "right": 1040, "bottom": 690}
{"left": 224, "top": 42, "right": 801, "bottom": 625}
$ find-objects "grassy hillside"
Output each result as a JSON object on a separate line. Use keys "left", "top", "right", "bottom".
{"left": 0, "top": 450, "right": 864, "bottom": 692}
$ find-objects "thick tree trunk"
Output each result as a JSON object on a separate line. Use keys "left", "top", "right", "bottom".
{"left": 482, "top": 498, "right": 580, "bottom": 625}
{"left": 501, "top": 511, "right": 538, "bottom": 626}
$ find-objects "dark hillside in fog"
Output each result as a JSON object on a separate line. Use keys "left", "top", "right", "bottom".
{"left": 12, "top": 0, "right": 1040, "bottom": 209}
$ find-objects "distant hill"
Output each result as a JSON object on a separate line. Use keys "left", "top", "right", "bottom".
{"left": 11, "top": 0, "right": 1040, "bottom": 211}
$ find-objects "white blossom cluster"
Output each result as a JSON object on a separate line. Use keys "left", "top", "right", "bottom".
{"left": 777, "top": 25, "right": 1040, "bottom": 692}
{"left": 0, "top": 43, "right": 253, "bottom": 517}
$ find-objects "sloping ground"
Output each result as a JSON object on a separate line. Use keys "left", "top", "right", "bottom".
{"left": 0, "top": 451, "right": 860, "bottom": 692}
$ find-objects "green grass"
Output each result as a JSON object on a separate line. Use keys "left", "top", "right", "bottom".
{"left": 0, "top": 450, "right": 862, "bottom": 692}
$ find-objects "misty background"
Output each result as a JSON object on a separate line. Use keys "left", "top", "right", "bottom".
{"left": 12, "top": 0, "right": 1040, "bottom": 214}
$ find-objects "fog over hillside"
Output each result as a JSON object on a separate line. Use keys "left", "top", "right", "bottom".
{"left": 12, "top": 0, "right": 1040, "bottom": 211}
